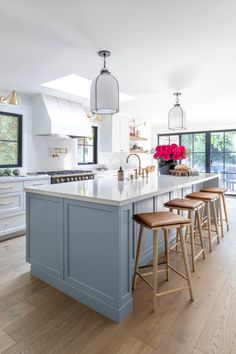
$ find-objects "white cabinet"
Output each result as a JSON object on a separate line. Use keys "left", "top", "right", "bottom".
{"left": 0, "top": 177, "right": 50, "bottom": 241}
{"left": 101, "top": 115, "right": 129, "bottom": 152}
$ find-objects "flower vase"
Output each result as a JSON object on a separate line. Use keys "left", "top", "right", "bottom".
{"left": 159, "top": 164, "right": 171, "bottom": 175}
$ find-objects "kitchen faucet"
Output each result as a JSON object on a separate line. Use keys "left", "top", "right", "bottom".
{"left": 126, "top": 153, "right": 142, "bottom": 176}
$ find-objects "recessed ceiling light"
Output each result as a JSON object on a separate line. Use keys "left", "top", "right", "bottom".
{"left": 41, "top": 74, "right": 135, "bottom": 102}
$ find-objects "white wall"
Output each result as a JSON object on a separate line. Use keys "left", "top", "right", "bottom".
{"left": 0, "top": 93, "right": 153, "bottom": 172}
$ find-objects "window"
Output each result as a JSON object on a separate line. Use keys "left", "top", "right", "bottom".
{"left": 78, "top": 126, "right": 97, "bottom": 165}
{"left": 158, "top": 129, "right": 236, "bottom": 195}
{"left": 0, "top": 112, "right": 22, "bottom": 168}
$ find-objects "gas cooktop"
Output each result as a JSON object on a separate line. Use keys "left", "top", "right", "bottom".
{"left": 35, "top": 170, "right": 94, "bottom": 184}
{"left": 36, "top": 170, "right": 93, "bottom": 176}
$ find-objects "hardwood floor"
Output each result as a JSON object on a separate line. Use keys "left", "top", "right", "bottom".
{"left": 0, "top": 197, "right": 236, "bottom": 354}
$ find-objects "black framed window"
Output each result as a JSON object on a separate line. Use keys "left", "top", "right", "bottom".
{"left": 78, "top": 126, "right": 97, "bottom": 165}
{"left": 158, "top": 129, "right": 236, "bottom": 195}
{"left": 0, "top": 112, "right": 22, "bottom": 168}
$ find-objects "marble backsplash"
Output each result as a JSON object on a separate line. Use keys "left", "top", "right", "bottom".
{"left": 98, "top": 152, "right": 154, "bottom": 171}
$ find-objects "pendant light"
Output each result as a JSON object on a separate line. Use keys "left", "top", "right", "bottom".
{"left": 90, "top": 50, "right": 119, "bottom": 115}
{"left": 168, "top": 92, "right": 186, "bottom": 130}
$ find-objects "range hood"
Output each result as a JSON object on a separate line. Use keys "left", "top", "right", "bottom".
{"left": 32, "top": 94, "right": 92, "bottom": 138}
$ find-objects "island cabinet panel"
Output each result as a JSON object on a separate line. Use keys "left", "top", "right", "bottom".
{"left": 63, "top": 199, "right": 133, "bottom": 322}
{"left": 26, "top": 193, "right": 63, "bottom": 279}
{"left": 64, "top": 200, "right": 117, "bottom": 301}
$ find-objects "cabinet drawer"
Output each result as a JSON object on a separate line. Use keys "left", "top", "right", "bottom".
{"left": 24, "top": 178, "right": 51, "bottom": 188}
{"left": 0, "top": 214, "right": 25, "bottom": 237}
{"left": 0, "top": 182, "right": 23, "bottom": 194}
{"left": 0, "top": 192, "right": 24, "bottom": 215}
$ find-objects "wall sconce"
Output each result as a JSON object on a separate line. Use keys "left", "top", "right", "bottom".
{"left": 0, "top": 90, "right": 19, "bottom": 105}
{"left": 87, "top": 113, "right": 103, "bottom": 121}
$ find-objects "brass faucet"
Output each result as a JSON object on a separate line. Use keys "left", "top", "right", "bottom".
{"left": 126, "top": 153, "right": 142, "bottom": 176}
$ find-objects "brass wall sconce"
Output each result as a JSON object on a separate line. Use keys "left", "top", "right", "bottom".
{"left": 87, "top": 113, "right": 103, "bottom": 121}
{"left": 0, "top": 90, "right": 19, "bottom": 105}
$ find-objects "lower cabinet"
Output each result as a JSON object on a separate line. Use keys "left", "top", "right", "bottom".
{"left": 0, "top": 177, "right": 50, "bottom": 241}
{"left": 0, "top": 214, "right": 25, "bottom": 238}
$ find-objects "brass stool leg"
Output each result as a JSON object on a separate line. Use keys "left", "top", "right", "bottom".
{"left": 218, "top": 195, "right": 224, "bottom": 238}
{"left": 179, "top": 226, "right": 194, "bottom": 301}
{"left": 212, "top": 200, "right": 220, "bottom": 244}
{"left": 206, "top": 201, "right": 212, "bottom": 252}
{"left": 222, "top": 193, "right": 229, "bottom": 231}
{"left": 196, "top": 208, "right": 206, "bottom": 259}
{"left": 189, "top": 211, "right": 196, "bottom": 272}
{"left": 164, "top": 229, "right": 170, "bottom": 281}
{"left": 152, "top": 230, "right": 158, "bottom": 312}
{"left": 132, "top": 225, "right": 144, "bottom": 290}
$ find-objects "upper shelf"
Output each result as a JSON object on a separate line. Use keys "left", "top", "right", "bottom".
{"left": 130, "top": 135, "right": 148, "bottom": 141}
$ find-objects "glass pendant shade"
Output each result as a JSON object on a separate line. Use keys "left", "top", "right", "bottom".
{"left": 168, "top": 93, "right": 186, "bottom": 130}
{"left": 90, "top": 50, "right": 119, "bottom": 115}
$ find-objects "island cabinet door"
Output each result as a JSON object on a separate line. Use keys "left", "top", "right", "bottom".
{"left": 26, "top": 193, "right": 64, "bottom": 279}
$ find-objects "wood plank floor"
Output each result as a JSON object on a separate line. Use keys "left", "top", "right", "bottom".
{"left": 0, "top": 197, "right": 236, "bottom": 354}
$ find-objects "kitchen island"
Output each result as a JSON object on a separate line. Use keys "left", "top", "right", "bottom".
{"left": 25, "top": 173, "right": 219, "bottom": 322}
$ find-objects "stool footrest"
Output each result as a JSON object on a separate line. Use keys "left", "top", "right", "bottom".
{"left": 156, "top": 286, "right": 190, "bottom": 297}
{"left": 168, "top": 265, "right": 187, "bottom": 280}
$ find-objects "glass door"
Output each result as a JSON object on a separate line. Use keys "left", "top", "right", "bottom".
{"left": 210, "top": 131, "right": 236, "bottom": 194}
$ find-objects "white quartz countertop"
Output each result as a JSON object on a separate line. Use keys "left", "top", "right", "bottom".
{"left": 0, "top": 174, "right": 50, "bottom": 183}
{"left": 24, "top": 173, "right": 219, "bottom": 206}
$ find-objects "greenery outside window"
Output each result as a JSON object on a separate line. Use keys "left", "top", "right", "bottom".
{"left": 158, "top": 129, "right": 236, "bottom": 195}
{"left": 78, "top": 126, "right": 97, "bottom": 165}
{"left": 0, "top": 112, "right": 22, "bottom": 168}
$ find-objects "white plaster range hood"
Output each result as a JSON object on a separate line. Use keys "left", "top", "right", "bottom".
{"left": 32, "top": 94, "right": 92, "bottom": 138}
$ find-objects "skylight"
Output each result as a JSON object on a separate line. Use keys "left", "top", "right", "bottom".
{"left": 41, "top": 74, "right": 135, "bottom": 102}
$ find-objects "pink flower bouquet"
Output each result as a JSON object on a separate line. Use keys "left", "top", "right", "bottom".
{"left": 153, "top": 144, "right": 187, "bottom": 173}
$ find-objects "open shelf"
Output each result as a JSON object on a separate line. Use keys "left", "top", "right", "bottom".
{"left": 129, "top": 149, "right": 146, "bottom": 153}
{"left": 130, "top": 135, "right": 148, "bottom": 141}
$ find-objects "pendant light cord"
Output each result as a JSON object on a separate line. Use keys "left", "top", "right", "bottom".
{"left": 103, "top": 53, "right": 106, "bottom": 68}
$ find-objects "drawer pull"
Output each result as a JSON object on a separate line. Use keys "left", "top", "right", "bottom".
{"left": 0, "top": 186, "right": 14, "bottom": 190}
{"left": 32, "top": 183, "right": 44, "bottom": 186}
{"left": 0, "top": 201, "right": 13, "bottom": 206}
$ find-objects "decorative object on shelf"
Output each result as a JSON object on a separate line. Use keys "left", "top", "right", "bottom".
{"left": 0, "top": 90, "right": 19, "bottom": 105}
{"left": 153, "top": 143, "right": 187, "bottom": 175}
{"left": 90, "top": 50, "right": 119, "bottom": 115}
{"left": 129, "top": 125, "right": 135, "bottom": 136}
{"left": 168, "top": 92, "right": 186, "bottom": 131}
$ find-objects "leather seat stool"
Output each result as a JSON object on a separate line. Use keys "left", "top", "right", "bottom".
{"left": 164, "top": 198, "right": 206, "bottom": 272}
{"left": 185, "top": 192, "right": 220, "bottom": 252}
{"left": 133, "top": 211, "right": 194, "bottom": 312}
{"left": 200, "top": 187, "right": 229, "bottom": 237}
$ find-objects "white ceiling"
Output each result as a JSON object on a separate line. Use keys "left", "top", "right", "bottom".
{"left": 0, "top": 0, "right": 236, "bottom": 128}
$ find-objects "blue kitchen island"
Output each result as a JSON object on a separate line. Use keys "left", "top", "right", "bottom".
{"left": 25, "top": 173, "right": 219, "bottom": 323}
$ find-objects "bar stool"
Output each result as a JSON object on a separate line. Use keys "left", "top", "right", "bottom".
{"left": 133, "top": 211, "right": 194, "bottom": 312}
{"left": 200, "top": 187, "right": 229, "bottom": 237}
{"left": 185, "top": 192, "right": 220, "bottom": 252}
{"left": 163, "top": 198, "right": 206, "bottom": 272}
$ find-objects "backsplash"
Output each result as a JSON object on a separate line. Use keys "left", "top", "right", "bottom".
{"left": 99, "top": 152, "right": 153, "bottom": 170}
{"left": 28, "top": 136, "right": 77, "bottom": 172}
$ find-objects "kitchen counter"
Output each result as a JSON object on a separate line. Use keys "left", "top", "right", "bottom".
{"left": 26, "top": 173, "right": 219, "bottom": 323}
{"left": 25, "top": 173, "right": 218, "bottom": 206}
{"left": 0, "top": 174, "right": 50, "bottom": 183}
